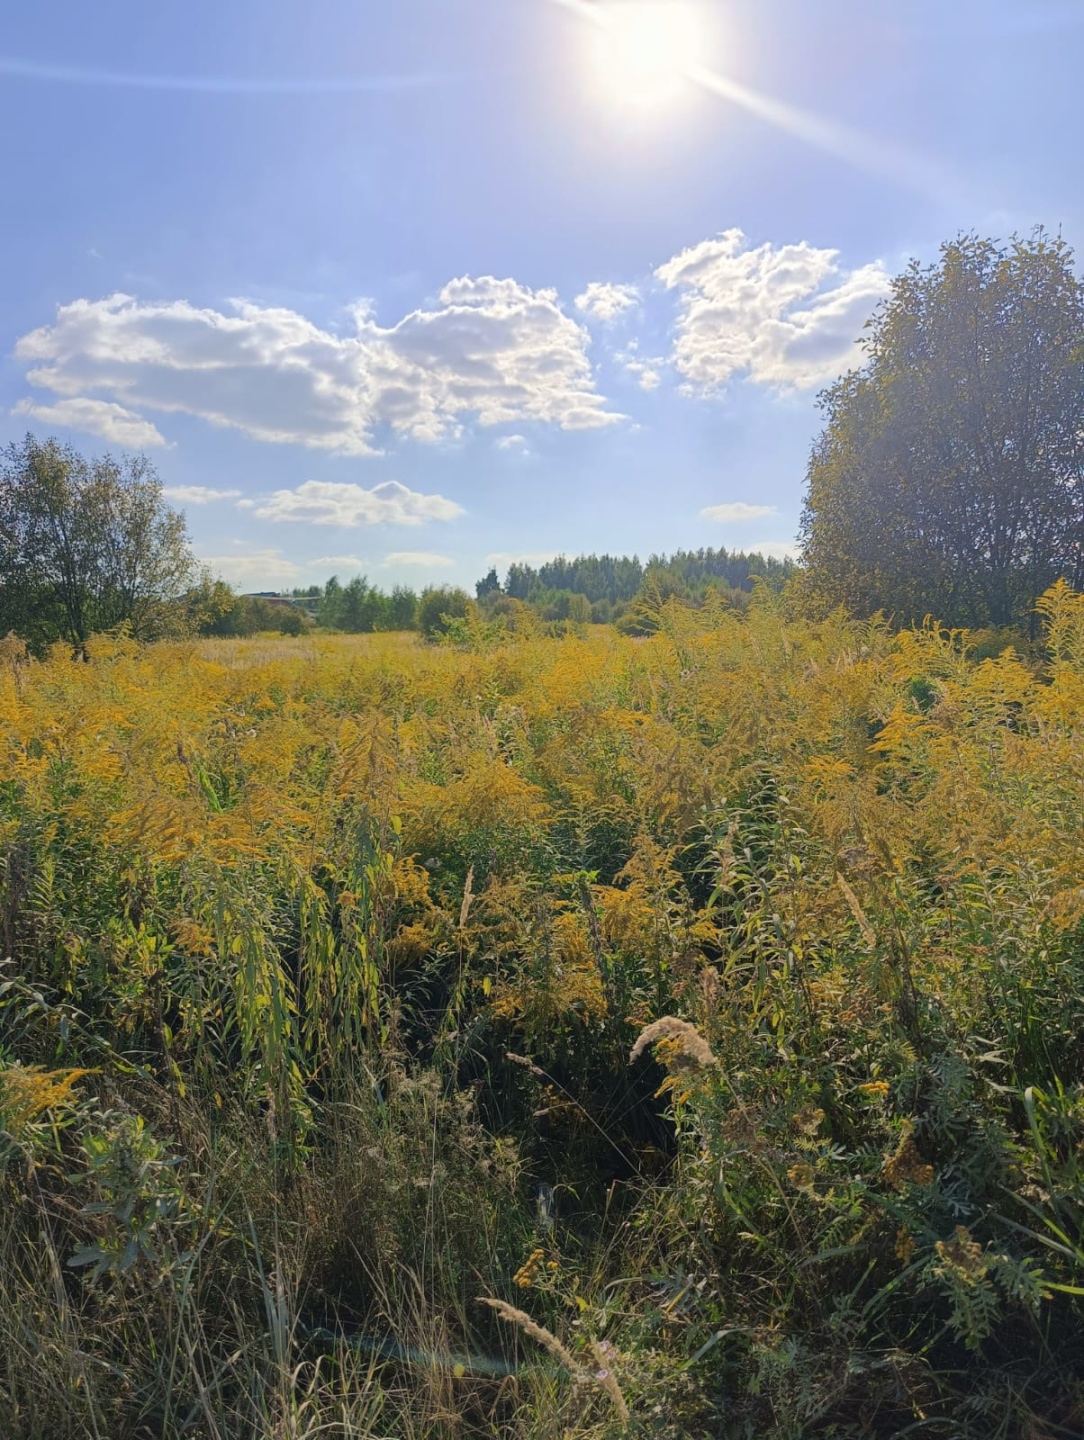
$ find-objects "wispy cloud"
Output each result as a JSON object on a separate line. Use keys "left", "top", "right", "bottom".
{"left": 310, "top": 554, "right": 367, "bottom": 570}
{"left": 199, "top": 548, "right": 301, "bottom": 587}
{"left": 483, "top": 550, "right": 559, "bottom": 573}
{"left": 383, "top": 551, "right": 455, "bottom": 568}
{"left": 0, "top": 55, "right": 459, "bottom": 96}
{"left": 700, "top": 502, "right": 777, "bottom": 522}
{"left": 163, "top": 485, "right": 242, "bottom": 504}
{"left": 623, "top": 359, "right": 663, "bottom": 391}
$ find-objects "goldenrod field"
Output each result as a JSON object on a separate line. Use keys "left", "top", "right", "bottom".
{"left": 3, "top": 591, "right": 1084, "bottom": 1438}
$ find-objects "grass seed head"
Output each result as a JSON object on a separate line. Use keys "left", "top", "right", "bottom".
{"left": 629, "top": 1016, "right": 717, "bottom": 1070}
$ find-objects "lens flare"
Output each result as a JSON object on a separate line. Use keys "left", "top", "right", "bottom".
{"left": 591, "top": 2, "right": 705, "bottom": 107}
{"left": 550, "top": 0, "right": 959, "bottom": 202}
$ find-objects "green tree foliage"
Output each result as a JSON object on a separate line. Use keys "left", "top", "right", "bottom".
{"left": 801, "top": 232, "right": 1084, "bottom": 627}
{"left": 316, "top": 574, "right": 344, "bottom": 629}
{"left": 475, "top": 567, "right": 500, "bottom": 599}
{"left": 387, "top": 584, "right": 419, "bottom": 630}
{"left": 194, "top": 584, "right": 313, "bottom": 637}
{"left": 567, "top": 591, "right": 592, "bottom": 625}
{"left": 491, "top": 547, "right": 794, "bottom": 625}
{"left": 338, "top": 576, "right": 384, "bottom": 633}
{"left": 417, "top": 584, "right": 470, "bottom": 638}
{"left": 184, "top": 576, "right": 238, "bottom": 634}
{"left": 0, "top": 434, "right": 197, "bottom": 650}
{"left": 654, "top": 545, "right": 794, "bottom": 595}
{"left": 505, "top": 553, "right": 645, "bottom": 605}
{"left": 316, "top": 574, "right": 418, "bottom": 632}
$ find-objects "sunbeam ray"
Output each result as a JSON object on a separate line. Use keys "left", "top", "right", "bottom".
{"left": 0, "top": 55, "right": 454, "bottom": 94}
{"left": 685, "top": 63, "right": 960, "bottom": 206}
{"left": 549, "top": 0, "right": 962, "bottom": 205}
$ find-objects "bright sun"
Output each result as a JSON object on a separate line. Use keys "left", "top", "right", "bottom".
{"left": 591, "top": 2, "right": 705, "bottom": 108}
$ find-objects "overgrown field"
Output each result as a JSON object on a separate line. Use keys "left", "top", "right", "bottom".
{"left": 3, "top": 590, "right": 1084, "bottom": 1438}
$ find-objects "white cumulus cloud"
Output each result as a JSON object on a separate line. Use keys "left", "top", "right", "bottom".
{"left": 253, "top": 479, "right": 464, "bottom": 527}
{"left": 700, "top": 502, "right": 777, "bottom": 522}
{"left": 623, "top": 359, "right": 663, "bottom": 391}
{"left": 12, "top": 395, "right": 166, "bottom": 447}
{"left": 15, "top": 279, "right": 620, "bottom": 455}
{"left": 163, "top": 485, "right": 242, "bottom": 504}
{"left": 656, "top": 229, "right": 890, "bottom": 391}
{"left": 574, "top": 281, "right": 640, "bottom": 323}
{"left": 495, "top": 433, "right": 528, "bottom": 450}
{"left": 383, "top": 551, "right": 455, "bottom": 568}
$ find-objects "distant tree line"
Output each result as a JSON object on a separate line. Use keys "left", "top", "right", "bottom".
{"left": 475, "top": 546, "right": 795, "bottom": 627}
{"left": 194, "top": 550, "right": 798, "bottom": 644}
{"left": 501, "top": 553, "right": 645, "bottom": 605}
{"left": 198, "top": 576, "right": 473, "bottom": 640}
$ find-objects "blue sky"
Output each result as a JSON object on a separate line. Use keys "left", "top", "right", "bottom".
{"left": 1, "top": 0, "right": 1081, "bottom": 592}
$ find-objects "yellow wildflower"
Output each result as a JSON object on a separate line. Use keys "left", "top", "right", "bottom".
{"left": 513, "top": 1248, "right": 546, "bottom": 1289}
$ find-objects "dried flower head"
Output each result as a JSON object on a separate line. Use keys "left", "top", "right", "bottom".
{"left": 0, "top": 631, "right": 28, "bottom": 671}
{"left": 934, "top": 1226, "right": 986, "bottom": 1280}
{"left": 699, "top": 966, "right": 721, "bottom": 1009}
{"left": 883, "top": 1123, "right": 935, "bottom": 1190}
{"left": 787, "top": 1162, "right": 816, "bottom": 1193}
{"left": 838, "top": 845, "right": 878, "bottom": 875}
{"left": 629, "top": 1016, "right": 717, "bottom": 1070}
{"left": 794, "top": 1104, "right": 825, "bottom": 1137}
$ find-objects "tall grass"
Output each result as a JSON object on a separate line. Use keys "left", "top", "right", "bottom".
{"left": 2, "top": 592, "right": 1084, "bottom": 1435}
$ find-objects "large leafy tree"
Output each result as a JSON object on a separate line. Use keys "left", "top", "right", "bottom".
{"left": 0, "top": 434, "right": 197, "bottom": 649}
{"left": 800, "top": 233, "right": 1084, "bottom": 628}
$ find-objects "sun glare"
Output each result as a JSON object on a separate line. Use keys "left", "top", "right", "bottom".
{"left": 591, "top": 2, "right": 705, "bottom": 108}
